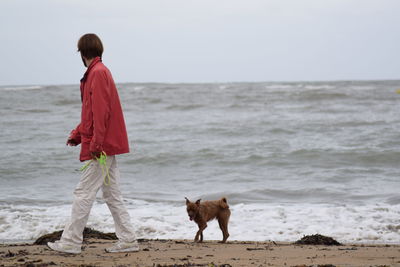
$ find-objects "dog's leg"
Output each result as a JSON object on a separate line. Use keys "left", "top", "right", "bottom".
{"left": 218, "top": 219, "right": 229, "bottom": 243}
{"left": 218, "top": 210, "right": 230, "bottom": 243}
{"left": 194, "top": 229, "right": 201, "bottom": 242}
{"left": 195, "top": 223, "right": 207, "bottom": 243}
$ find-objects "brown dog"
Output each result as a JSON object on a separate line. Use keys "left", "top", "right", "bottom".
{"left": 185, "top": 197, "right": 231, "bottom": 243}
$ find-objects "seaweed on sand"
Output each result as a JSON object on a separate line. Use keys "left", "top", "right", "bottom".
{"left": 294, "top": 234, "right": 342, "bottom": 246}
{"left": 34, "top": 228, "right": 117, "bottom": 245}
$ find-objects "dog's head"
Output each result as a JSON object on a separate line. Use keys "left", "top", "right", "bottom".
{"left": 185, "top": 197, "right": 201, "bottom": 221}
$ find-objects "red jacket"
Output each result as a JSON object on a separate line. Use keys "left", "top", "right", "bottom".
{"left": 69, "top": 57, "right": 130, "bottom": 161}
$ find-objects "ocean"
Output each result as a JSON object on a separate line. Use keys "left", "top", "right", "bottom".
{"left": 0, "top": 81, "right": 400, "bottom": 244}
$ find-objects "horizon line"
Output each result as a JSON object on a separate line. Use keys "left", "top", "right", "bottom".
{"left": 1, "top": 78, "right": 400, "bottom": 88}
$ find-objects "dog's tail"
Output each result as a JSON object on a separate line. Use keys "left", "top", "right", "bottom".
{"left": 219, "top": 197, "right": 229, "bottom": 209}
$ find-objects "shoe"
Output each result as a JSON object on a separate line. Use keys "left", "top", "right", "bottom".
{"left": 47, "top": 241, "right": 81, "bottom": 254}
{"left": 105, "top": 240, "right": 140, "bottom": 253}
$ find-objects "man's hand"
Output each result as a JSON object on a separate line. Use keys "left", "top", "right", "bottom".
{"left": 66, "top": 138, "right": 78, "bottom": 146}
{"left": 91, "top": 151, "right": 102, "bottom": 159}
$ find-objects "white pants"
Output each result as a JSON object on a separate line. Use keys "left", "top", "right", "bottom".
{"left": 60, "top": 155, "right": 137, "bottom": 246}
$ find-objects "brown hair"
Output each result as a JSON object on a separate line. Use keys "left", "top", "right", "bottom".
{"left": 77, "top": 33, "right": 104, "bottom": 59}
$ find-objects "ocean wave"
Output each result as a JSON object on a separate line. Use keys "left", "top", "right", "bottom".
{"left": 133, "top": 86, "right": 146, "bottom": 91}
{"left": 285, "top": 148, "right": 400, "bottom": 167}
{"left": 17, "top": 109, "right": 50, "bottom": 113}
{"left": 202, "top": 188, "right": 352, "bottom": 204}
{"left": 294, "top": 91, "right": 349, "bottom": 101}
{"left": 166, "top": 104, "right": 204, "bottom": 110}
{"left": 52, "top": 99, "right": 80, "bottom": 106}
{"left": 386, "top": 196, "right": 400, "bottom": 205}
{"left": 1, "top": 201, "right": 399, "bottom": 244}
{"left": 264, "top": 84, "right": 299, "bottom": 90}
{"left": 1, "top": 85, "right": 43, "bottom": 91}
{"left": 303, "top": 85, "right": 337, "bottom": 90}
{"left": 126, "top": 152, "right": 199, "bottom": 166}
{"left": 268, "top": 127, "right": 296, "bottom": 134}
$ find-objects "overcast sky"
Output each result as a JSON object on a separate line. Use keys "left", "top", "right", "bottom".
{"left": 1, "top": 0, "right": 399, "bottom": 85}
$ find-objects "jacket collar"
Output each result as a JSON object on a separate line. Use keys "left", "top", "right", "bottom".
{"left": 80, "top": 57, "right": 102, "bottom": 82}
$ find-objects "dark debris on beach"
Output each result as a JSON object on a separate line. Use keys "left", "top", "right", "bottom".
{"left": 153, "top": 264, "right": 232, "bottom": 267}
{"left": 294, "top": 234, "right": 342, "bottom": 246}
{"left": 34, "top": 227, "right": 117, "bottom": 245}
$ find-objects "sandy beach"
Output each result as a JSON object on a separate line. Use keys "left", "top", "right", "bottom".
{"left": 1, "top": 238, "right": 399, "bottom": 267}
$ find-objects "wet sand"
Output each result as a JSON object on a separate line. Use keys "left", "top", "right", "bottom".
{"left": 1, "top": 239, "right": 399, "bottom": 267}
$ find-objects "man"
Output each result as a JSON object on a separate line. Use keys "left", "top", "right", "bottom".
{"left": 47, "top": 33, "right": 139, "bottom": 254}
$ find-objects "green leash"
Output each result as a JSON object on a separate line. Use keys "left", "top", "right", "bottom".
{"left": 80, "top": 151, "right": 111, "bottom": 186}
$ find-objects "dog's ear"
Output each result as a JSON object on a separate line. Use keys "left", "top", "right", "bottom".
{"left": 195, "top": 199, "right": 201, "bottom": 205}
{"left": 185, "top": 197, "right": 190, "bottom": 205}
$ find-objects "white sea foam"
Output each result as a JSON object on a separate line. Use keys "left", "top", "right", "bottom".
{"left": 133, "top": 86, "right": 146, "bottom": 91}
{"left": 218, "top": 85, "right": 227, "bottom": 90}
{"left": 1, "top": 85, "right": 43, "bottom": 91}
{"left": 302, "top": 85, "right": 336, "bottom": 90}
{"left": 1, "top": 201, "right": 399, "bottom": 244}
{"left": 264, "top": 84, "right": 298, "bottom": 90}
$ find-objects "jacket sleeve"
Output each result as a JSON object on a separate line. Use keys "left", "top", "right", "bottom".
{"left": 69, "top": 123, "right": 82, "bottom": 145}
{"left": 89, "top": 70, "right": 111, "bottom": 153}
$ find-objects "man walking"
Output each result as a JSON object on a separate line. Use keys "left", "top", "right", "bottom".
{"left": 48, "top": 33, "right": 139, "bottom": 254}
